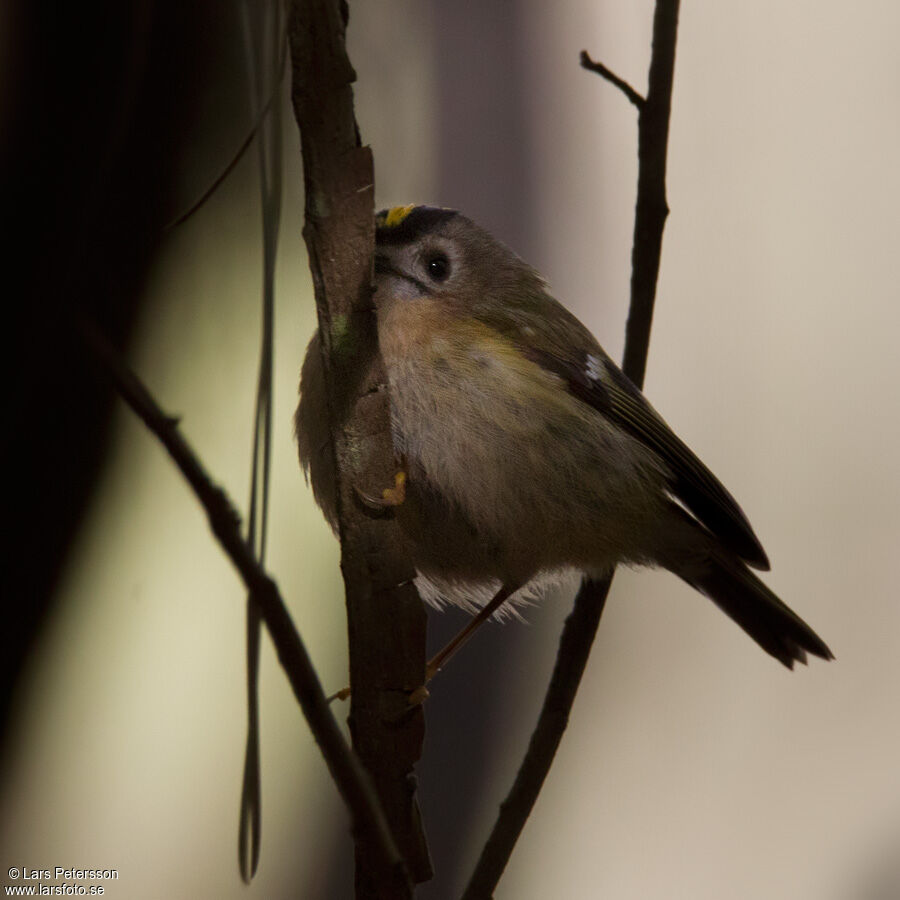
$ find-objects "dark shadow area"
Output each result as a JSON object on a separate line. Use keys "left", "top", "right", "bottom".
{"left": 1, "top": 0, "right": 231, "bottom": 759}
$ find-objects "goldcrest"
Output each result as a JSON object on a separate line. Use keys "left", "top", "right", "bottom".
{"left": 296, "top": 205, "right": 832, "bottom": 669}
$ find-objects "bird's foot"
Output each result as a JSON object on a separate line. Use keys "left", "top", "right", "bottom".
{"left": 355, "top": 469, "right": 407, "bottom": 512}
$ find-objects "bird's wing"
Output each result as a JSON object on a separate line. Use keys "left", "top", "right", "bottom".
{"left": 520, "top": 342, "right": 770, "bottom": 570}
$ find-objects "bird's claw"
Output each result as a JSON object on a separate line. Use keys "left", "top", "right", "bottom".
{"left": 355, "top": 470, "right": 407, "bottom": 512}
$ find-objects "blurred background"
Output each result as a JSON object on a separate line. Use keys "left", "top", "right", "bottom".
{"left": 2, "top": 1, "right": 899, "bottom": 898}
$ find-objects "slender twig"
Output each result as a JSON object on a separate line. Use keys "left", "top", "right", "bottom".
{"left": 623, "top": 0, "right": 680, "bottom": 386}
{"left": 463, "top": 3, "right": 681, "bottom": 897}
{"left": 162, "top": 36, "right": 288, "bottom": 232}
{"left": 580, "top": 50, "right": 645, "bottom": 109}
{"left": 238, "top": 0, "right": 284, "bottom": 883}
{"left": 76, "top": 316, "right": 410, "bottom": 891}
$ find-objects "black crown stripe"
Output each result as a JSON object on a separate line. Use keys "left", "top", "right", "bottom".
{"left": 375, "top": 206, "right": 459, "bottom": 245}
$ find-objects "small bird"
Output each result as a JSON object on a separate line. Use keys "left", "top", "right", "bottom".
{"left": 296, "top": 205, "right": 832, "bottom": 677}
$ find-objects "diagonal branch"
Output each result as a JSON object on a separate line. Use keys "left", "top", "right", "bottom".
{"left": 461, "top": 577, "right": 611, "bottom": 900}
{"left": 76, "top": 315, "right": 409, "bottom": 889}
{"left": 462, "top": 3, "right": 681, "bottom": 897}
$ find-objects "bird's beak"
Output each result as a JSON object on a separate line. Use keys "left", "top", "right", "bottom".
{"left": 374, "top": 251, "right": 429, "bottom": 296}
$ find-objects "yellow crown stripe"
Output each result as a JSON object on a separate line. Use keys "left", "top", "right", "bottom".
{"left": 381, "top": 205, "right": 416, "bottom": 227}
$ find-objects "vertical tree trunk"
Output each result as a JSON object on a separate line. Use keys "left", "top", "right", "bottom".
{"left": 288, "top": 1, "right": 431, "bottom": 895}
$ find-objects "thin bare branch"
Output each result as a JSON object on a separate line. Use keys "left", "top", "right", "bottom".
{"left": 623, "top": 0, "right": 680, "bottom": 385}
{"left": 238, "top": 0, "right": 285, "bottom": 882}
{"left": 163, "top": 38, "right": 288, "bottom": 232}
{"left": 580, "top": 49, "right": 645, "bottom": 108}
{"left": 463, "top": 3, "right": 682, "bottom": 896}
{"left": 76, "top": 315, "right": 409, "bottom": 891}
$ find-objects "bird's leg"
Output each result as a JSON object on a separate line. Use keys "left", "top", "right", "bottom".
{"left": 406, "top": 582, "right": 521, "bottom": 705}
{"left": 330, "top": 582, "right": 521, "bottom": 706}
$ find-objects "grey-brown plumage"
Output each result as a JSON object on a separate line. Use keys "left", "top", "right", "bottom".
{"left": 296, "top": 206, "right": 832, "bottom": 669}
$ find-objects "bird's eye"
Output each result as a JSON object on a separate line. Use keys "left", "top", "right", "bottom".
{"left": 426, "top": 253, "right": 450, "bottom": 282}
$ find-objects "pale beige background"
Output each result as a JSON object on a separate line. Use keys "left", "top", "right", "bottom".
{"left": 2, "top": 2, "right": 898, "bottom": 898}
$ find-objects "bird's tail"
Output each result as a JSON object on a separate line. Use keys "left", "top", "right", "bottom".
{"left": 681, "top": 552, "right": 833, "bottom": 668}
{"left": 659, "top": 508, "right": 833, "bottom": 669}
